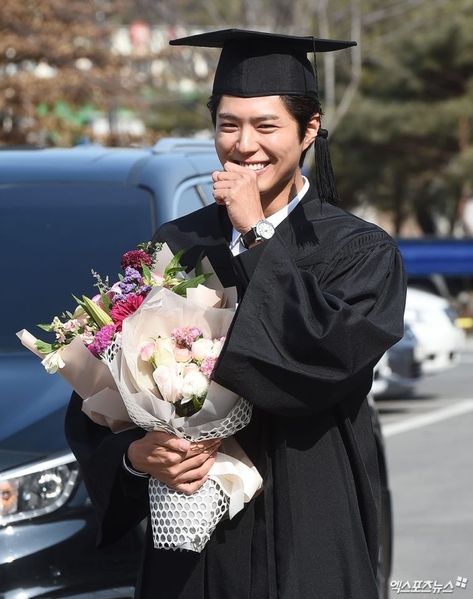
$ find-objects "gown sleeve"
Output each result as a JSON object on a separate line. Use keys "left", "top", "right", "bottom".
{"left": 213, "top": 229, "right": 406, "bottom": 417}
{"left": 65, "top": 391, "right": 149, "bottom": 546}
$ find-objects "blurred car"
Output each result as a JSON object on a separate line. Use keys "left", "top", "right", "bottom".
{"left": 0, "top": 140, "right": 392, "bottom": 599}
{"left": 372, "top": 323, "right": 422, "bottom": 398}
{"left": 404, "top": 287, "right": 465, "bottom": 375}
{"left": 0, "top": 139, "right": 219, "bottom": 599}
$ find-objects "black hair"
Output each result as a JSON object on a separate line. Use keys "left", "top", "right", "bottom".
{"left": 207, "top": 94, "right": 321, "bottom": 167}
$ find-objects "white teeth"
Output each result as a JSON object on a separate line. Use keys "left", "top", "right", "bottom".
{"left": 239, "top": 162, "right": 268, "bottom": 171}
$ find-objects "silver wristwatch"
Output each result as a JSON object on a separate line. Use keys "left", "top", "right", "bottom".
{"left": 241, "top": 219, "right": 275, "bottom": 249}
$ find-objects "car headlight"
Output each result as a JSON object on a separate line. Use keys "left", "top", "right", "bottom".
{"left": 0, "top": 452, "right": 79, "bottom": 526}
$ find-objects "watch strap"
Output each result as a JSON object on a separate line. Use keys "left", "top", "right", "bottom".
{"left": 241, "top": 227, "right": 258, "bottom": 249}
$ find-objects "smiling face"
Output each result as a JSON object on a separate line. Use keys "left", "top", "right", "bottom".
{"left": 214, "top": 95, "right": 319, "bottom": 214}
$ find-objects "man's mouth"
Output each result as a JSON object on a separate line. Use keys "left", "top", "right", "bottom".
{"left": 234, "top": 161, "right": 270, "bottom": 172}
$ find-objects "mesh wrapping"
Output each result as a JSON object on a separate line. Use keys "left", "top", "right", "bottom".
{"left": 149, "top": 477, "right": 229, "bottom": 552}
{"left": 145, "top": 399, "right": 251, "bottom": 551}
{"left": 103, "top": 338, "right": 253, "bottom": 552}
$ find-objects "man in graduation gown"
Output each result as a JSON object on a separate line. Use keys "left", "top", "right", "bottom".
{"left": 65, "top": 29, "right": 406, "bottom": 599}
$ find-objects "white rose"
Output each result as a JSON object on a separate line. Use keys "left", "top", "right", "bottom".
{"left": 209, "top": 337, "right": 225, "bottom": 357}
{"left": 153, "top": 364, "right": 183, "bottom": 403}
{"left": 181, "top": 370, "right": 209, "bottom": 399}
{"left": 191, "top": 338, "right": 214, "bottom": 362}
{"left": 153, "top": 338, "right": 175, "bottom": 367}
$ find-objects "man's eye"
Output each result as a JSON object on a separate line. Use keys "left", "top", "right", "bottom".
{"left": 220, "top": 123, "right": 237, "bottom": 129}
{"left": 258, "top": 124, "right": 276, "bottom": 130}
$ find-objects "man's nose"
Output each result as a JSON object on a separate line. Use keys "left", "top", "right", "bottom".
{"left": 236, "top": 126, "right": 258, "bottom": 154}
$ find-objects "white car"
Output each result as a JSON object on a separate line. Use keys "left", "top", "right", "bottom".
{"left": 372, "top": 323, "right": 421, "bottom": 398}
{"left": 404, "top": 287, "right": 465, "bottom": 374}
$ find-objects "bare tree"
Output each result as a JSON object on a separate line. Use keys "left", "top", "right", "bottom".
{"left": 316, "top": 0, "right": 361, "bottom": 134}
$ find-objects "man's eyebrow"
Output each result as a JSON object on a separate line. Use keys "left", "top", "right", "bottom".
{"left": 217, "top": 112, "right": 280, "bottom": 122}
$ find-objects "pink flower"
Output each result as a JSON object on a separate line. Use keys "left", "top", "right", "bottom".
{"left": 139, "top": 341, "right": 155, "bottom": 362}
{"left": 87, "top": 324, "right": 116, "bottom": 357}
{"left": 171, "top": 326, "right": 203, "bottom": 349}
{"left": 200, "top": 356, "right": 217, "bottom": 378}
{"left": 110, "top": 294, "right": 144, "bottom": 331}
{"left": 174, "top": 347, "right": 192, "bottom": 362}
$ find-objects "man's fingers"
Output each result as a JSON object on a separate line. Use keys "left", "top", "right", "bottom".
{"left": 172, "top": 476, "right": 208, "bottom": 495}
{"left": 188, "top": 439, "right": 220, "bottom": 453}
{"left": 146, "top": 431, "right": 191, "bottom": 453}
{"left": 145, "top": 431, "right": 191, "bottom": 453}
{"left": 172, "top": 455, "right": 217, "bottom": 484}
{"left": 164, "top": 448, "right": 217, "bottom": 478}
{"left": 223, "top": 161, "right": 258, "bottom": 177}
{"left": 212, "top": 170, "right": 240, "bottom": 181}
{"left": 213, "top": 180, "right": 234, "bottom": 189}
{"left": 223, "top": 161, "right": 243, "bottom": 172}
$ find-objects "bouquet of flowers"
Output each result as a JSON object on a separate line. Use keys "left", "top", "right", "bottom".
{"left": 17, "top": 242, "right": 262, "bottom": 552}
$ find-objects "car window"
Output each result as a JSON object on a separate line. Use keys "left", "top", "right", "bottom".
{"left": 1, "top": 183, "right": 155, "bottom": 353}
{"left": 171, "top": 176, "right": 215, "bottom": 220}
{"left": 198, "top": 182, "right": 215, "bottom": 206}
{"left": 174, "top": 185, "right": 206, "bottom": 218}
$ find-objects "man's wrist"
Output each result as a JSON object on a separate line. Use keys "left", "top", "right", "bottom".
{"left": 240, "top": 219, "right": 275, "bottom": 249}
{"left": 122, "top": 453, "right": 150, "bottom": 478}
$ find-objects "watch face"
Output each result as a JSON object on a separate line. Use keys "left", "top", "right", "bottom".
{"left": 256, "top": 220, "right": 275, "bottom": 240}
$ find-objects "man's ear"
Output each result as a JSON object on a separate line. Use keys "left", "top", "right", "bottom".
{"left": 303, "top": 113, "right": 320, "bottom": 150}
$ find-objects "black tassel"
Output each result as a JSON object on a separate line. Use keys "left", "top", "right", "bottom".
{"left": 315, "top": 128, "right": 339, "bottom": 203}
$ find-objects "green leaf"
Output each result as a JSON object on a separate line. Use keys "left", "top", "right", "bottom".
{"left": 37, "top": 323, "right": 54, "bottom": 332}
{"left": 171, "top": 273, "right": 212, "bottom": 296}
{"left": 192, "top": 395, "right": 204, "bottom": 413}
{"left": 35, "top": 340, "right": 56, "bottom": 354}
{"left": 100, "top": 292, "right": 111, "bottom": 313}
{"left": 72, "top": 293, "right": 87, "bottom": 310}
{"left": 141, "top": 262, "right": 152, "bottom": 285}
{"left": 81, "top": 295, "right": 113, "bottom": 328}
{"left": 194, "top": 252, "right": 206, "bottom": 277}
{"left": 164, "top": 249, "right": 186, "bottom": 278}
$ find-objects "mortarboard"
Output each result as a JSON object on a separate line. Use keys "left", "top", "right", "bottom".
{"left": 169, "top": 29, "right": 356, "bottom": 98}
{"left": 170, "top": 29, "right": 357, "bottom": 202}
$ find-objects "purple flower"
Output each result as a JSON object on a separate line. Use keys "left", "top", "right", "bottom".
{"left": 118, "top": 267, "right": 143, "bottom": 298}
{"left": 88, "top": 324, "right": 116, "bottom": 357}
{"left": 138, "top": 285, "right": 152, "bottom": 296}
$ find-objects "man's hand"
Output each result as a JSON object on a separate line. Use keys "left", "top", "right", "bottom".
{"left": 212, "top": 161, "right": 264, "bottom": 233}
{"left": 127, "top": 431, "right": 220, "bottom": 495}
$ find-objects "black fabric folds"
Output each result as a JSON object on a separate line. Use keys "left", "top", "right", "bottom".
{"left": 64, "top": 185, "right": 406, "bottom": 599}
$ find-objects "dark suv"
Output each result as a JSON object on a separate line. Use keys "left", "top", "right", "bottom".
{"left": 0, "top": 140, "right": 392, "bottom": 598}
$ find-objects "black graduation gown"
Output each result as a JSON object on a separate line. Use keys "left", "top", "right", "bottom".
{"left": 65, "top": 185, "right": 406, "bottom": 599}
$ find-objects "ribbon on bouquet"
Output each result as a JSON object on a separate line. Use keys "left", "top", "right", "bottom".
{"left": 213, "top": 437, "right": 262, "bottom": 519}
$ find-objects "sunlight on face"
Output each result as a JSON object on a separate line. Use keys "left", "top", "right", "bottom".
{"left": 215, "top": 95, "right": 316, "bottom": 210}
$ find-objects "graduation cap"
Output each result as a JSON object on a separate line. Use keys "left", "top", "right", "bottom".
{"left": 170, "top": 29, "right": 357, "bottom": 202}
